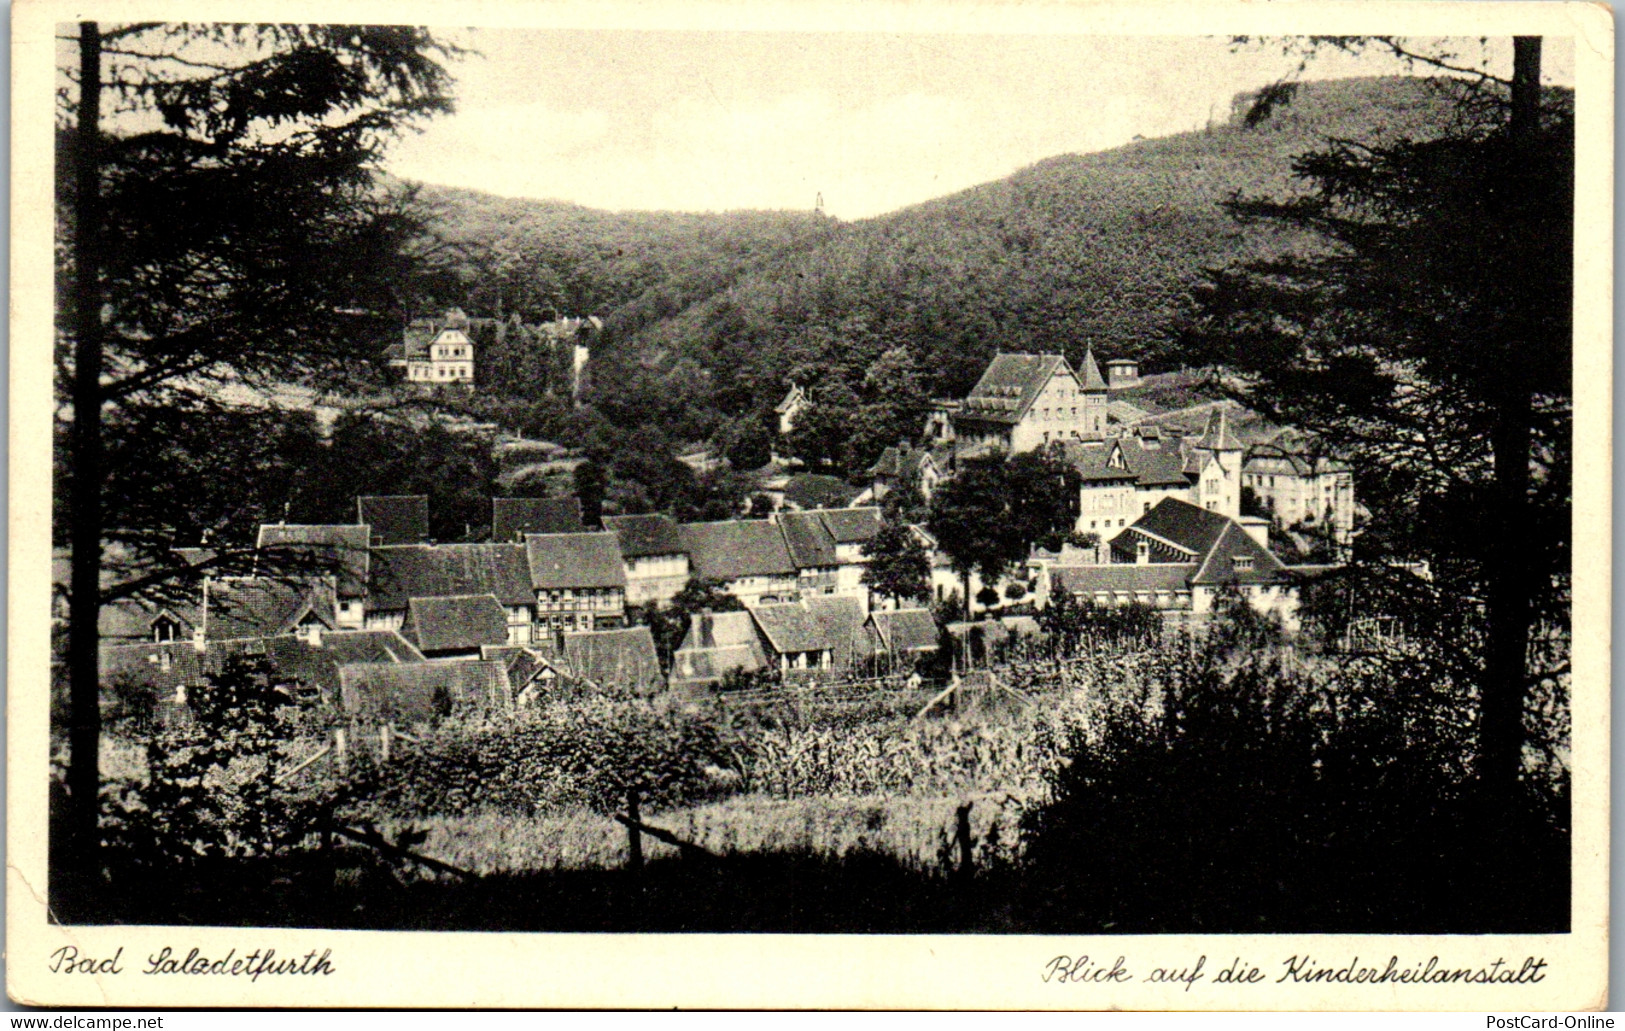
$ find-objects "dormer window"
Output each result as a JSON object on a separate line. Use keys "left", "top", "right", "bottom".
{"left": 1233, "top": 555, "right": 1254, "bottom": 571}
{"left": 152, "top": 615, "right": 180, "bottom": 643}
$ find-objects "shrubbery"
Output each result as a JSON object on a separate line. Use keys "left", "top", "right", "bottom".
{"left": 357, "top": 697, "right": 738, "bottom": 818}
{"left": 97, "top": 656, "right": 334, "bottom": 867}
{"left": 1016, "top": 636, "right": 1570, "bottom": 932}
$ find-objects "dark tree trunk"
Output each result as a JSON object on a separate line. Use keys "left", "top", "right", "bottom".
{"left": 62, "top": 20, "right": 105, "bottom": 901}
{"left": 1478, "top": 36, "right": 1543, "bottom": 802}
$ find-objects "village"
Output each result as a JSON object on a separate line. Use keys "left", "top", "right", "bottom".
{"left": 35, "top": 22, "right": 1577, "bottom": 955}
{"left": 84, "top": 318, "right": 1359, "bottom": 737}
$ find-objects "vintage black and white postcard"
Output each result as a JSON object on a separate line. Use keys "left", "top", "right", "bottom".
{"left": 7, "top": 0, "right": 1612, "bottom": 1010}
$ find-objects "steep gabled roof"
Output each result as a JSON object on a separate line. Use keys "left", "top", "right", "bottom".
{"left": 217, "top": 630, "right": 426, "bottom": 704}
{"left": 203, "top": 578, "right": 336, "bottom": 640}
{"left": 1107, "top": 499, "right": 1292, "bottom": 586}
{"left": 868, "top": 444, "right": 935, "bottom": 480}
{"left": 750, "top": 602, "right": 832, "bottom": 655}
{"left": 1076, "top": 347, "right": 1108, "bottom": 391}
{"left": 1189, "top": 522, "right": 1292, "bottom": 585}
{"left": 774, "top": 384, "right": 806, "bottom": 413}
{"left": 493, "top": 496, "right": 584, "bottom": 542}
{"left": 338, "top": 661, "right": 511, "bottom": 723}
{"left": 481, "top": 645, "right": 562, "bottom": 701}
{"left": 776, "top": 511, "right": 839, "bottom": 569}
{"left": 99, "top": 597, "right": 200, "bottom": 642}
{"left": 100, "top": 641, "right": 206, "bottom": 702}
{"left": 1244, "top": 430, "right": 1350, "bottom": 478}
{"left": 1116, "top": 498, "right": 1233, "bottom": 557}
{"left": 367, "top": 543, "right": 534, "bottom": 610}
{"left": 815, "top": 506, "right": 883, "bottom": 545}
{"left": 671, "top": 610, "right": 769, "bottom": 683}
{"left": 1064, "top": 441, "right": 1139, "bottom": 484}
{"left": 805, "top": 595, "right": 867, "bottom": 668}
{"left": 680, "top": 520, "right": 795, "bottom": 581}
{"left": 357, "top": 496, "right": 430, "bottom": 545}
{"left": 255, "top": 524, "right": 371, "bottom": 597}
{"left": 602, "top": 513, "right": 687, "bottom": 558}
{"left": 403, "top": 594, "right": 509, "bottom": 653}
{"left": 782, "top": 474, "right": 860, "bottom": 511}
{"left": 561, "top": 626, "right": 664, "bottom": 696}
{"left": 959, "top": 353, "right": 1073, "bottom": 425}
{"left": 867, "top": 608, "right": 940, "bottom": 654}
{"left": 1193, "top": 407, "right": 1243, "bottom": 452}
{"left": 524, "top": 532, "right": 627, "bottom": 590}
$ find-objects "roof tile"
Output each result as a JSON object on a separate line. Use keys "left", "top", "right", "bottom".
{"left": 525, "top": 532, "right": 627, "bottom": 590}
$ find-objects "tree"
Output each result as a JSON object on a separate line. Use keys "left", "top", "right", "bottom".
{"left": 716, "top": 415, "right": 773, "bottom": 471}
{"left": 926, "top": 459, "right": 1014, "bottom": 619}
{"left": 1184, "top": 39, "right": 1569, "bottom": 798}
{"left": 861, "top": 520, "right": 932, "bottom": 608}
{"left": 926, "top": 449, "right": 1083, "bottom": 619}
{"left": 57, "top": 23, "right": 458, "bottom": 888}
{"left": 1003, "top": 447, "right": 1084, "bottom": 554}
{"left": 573, "top": 459, "right": 607, "bottom": 529}
{"left": 786, "top": 376, "right": 859, "bottom": 472}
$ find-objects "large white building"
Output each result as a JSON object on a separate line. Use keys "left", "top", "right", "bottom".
{"left": 950, "top": 350, "right": 1110, "bottom": 455}
{"left": 1065, "top": 408, "right": 1247, "bottom": 534}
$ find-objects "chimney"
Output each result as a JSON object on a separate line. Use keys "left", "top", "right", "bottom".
{"left": 191, "top": 627, "right": 208, "bottom": 655}
{"left": 1239, "top": 516, "right": 1272, "bottom": 551}
{"left": 305, "top": 622, "right": 324, "bottom": 648}
{"left": 1135, "top": 538, "right": 1150, "bottom": 565}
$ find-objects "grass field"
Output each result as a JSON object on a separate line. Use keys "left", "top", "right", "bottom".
{"left": 391, "top": 791, "right": 1028, "bottom": 877}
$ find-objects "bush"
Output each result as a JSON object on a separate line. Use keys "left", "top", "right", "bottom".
{"left": 1016, "top": 645, "right": 1569, "bottom": 933}
{"left": 359, "top": 697, "right": 739, "bottom": 818}
{"left": 102, "top": 656, "right": 332, "bottom": 865}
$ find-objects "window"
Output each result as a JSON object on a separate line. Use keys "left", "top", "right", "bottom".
{"left": 1233, "top": 555, "right": 1254, "bottom": 571}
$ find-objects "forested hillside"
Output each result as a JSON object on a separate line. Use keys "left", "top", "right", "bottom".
{"left": 411, "top": 76, "right": 1486, "bottom": 457}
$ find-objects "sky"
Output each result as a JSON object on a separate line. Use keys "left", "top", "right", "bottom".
{"left": 386, "top": 33, "right": 1576, "bottom": 220}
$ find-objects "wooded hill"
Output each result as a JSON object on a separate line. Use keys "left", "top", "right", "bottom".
{"left": 410, "top": 77, "right": 1496, "bottom": 443}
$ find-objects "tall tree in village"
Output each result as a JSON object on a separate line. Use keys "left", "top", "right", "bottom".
{"left": 861, "top": 519, "right": 933, "bottom": 609}
{"left": 58, "top": 23, "right": 458, "bottom": 894}
{"left": 1184, "top": 39, "right": 1569, "bottom": 800}
{"left": 927, "top": 449, "right": 1080, "bottom": 618}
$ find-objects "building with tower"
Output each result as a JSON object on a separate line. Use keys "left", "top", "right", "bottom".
{"left": 950, "top": 349, "right": 1110, "bottom": 456}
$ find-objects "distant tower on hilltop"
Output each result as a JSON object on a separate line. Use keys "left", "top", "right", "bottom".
{"left": 815, "top": 192, "right": 825, "bottom": 215}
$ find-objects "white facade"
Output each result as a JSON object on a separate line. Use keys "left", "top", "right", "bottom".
{"left": 1244, "top": 464, "right": 1356, "bottom": 538}
{"left": 336, "top": 597, "right": 365, "bottom": 628}
{"left": 623, "top": 553, "right": 690, "bottom": 606}
{"left": 1008, "top": 368, "right": 1104, "bottom": 451}
{"left": 727, "top": 574, "right": 800, "bottom": 608}
{"left": 408, "top": 328, "right": 474, "bottom": 383}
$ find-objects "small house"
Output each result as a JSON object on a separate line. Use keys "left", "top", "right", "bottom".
{"left": 525, "top": 532, "right": 628, "bottom": 632}
{"left": 678, "top": 520, "right": 798, "bottom": 607}
{"left": 602, "top": 513, "right": 690, "bottom": 606}
{"left": 401, "top": 594, "right": 510, "bottom": 660}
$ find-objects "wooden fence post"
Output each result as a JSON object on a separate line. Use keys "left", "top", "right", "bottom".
{"left": 379, "top": 724, "right": 392, "bottom": 764}
{"left": 955, "top": 801, "right": 974, "bottom": 881}
{"left": 625, "top": 785, "right": 644, "bottom": 874}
